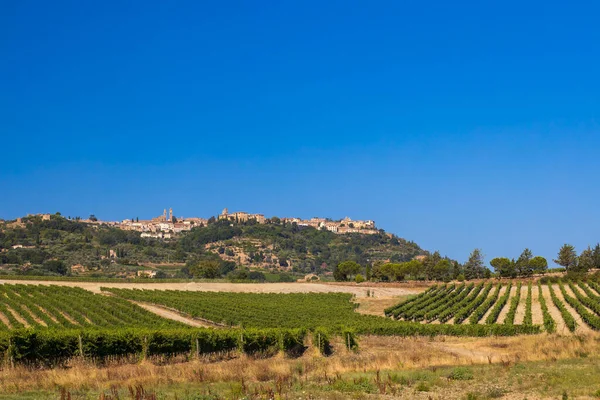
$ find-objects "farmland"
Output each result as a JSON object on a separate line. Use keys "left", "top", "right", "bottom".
{"left": 103, "top": 287, "right": 540, "bottom": 336}
{"left": 0, "top": 284, "right": 183, "bottom": 331}
{"left": 1, "top": 279, "right": 600, "bottom": 399}
{"left": 386, "top": 279, "right": 600, "bottom": 334}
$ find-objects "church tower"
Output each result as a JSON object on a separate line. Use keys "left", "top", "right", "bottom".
{"left": 169, "top": 208, "right": 173, "bottom": 222}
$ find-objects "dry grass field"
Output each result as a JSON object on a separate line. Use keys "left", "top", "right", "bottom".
{"left": 1, "top": 333, "right": 600, "bottom": 399}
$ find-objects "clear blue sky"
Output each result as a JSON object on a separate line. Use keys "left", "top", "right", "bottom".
{"left": 1, "top": 1, "right": 599, "bottom": 265}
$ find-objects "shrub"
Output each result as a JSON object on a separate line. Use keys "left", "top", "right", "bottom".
{"left": 447, "top": 367, "right": 474, "bottom": 380}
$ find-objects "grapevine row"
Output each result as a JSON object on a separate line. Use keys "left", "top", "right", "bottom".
{"left": 485, "top": 283, "right": 512, "bottom": 324}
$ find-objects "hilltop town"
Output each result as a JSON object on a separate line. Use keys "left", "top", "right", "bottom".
{"left": 217, "top": 208, "right": 379, "bottom": 235}
{"left": 7, "top": 208, "right": 380, "bottom": 238}
{"left": 0, "top": 210, "right": 423, "bottom": 280}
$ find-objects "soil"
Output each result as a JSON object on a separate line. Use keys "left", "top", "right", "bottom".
{"left": 530, "top": 283, "right": 543, "bottom": 325}
{"left": 513, "top": 284, "right": 527, "bottom": 324}
{"left": 0, "top": 311, "right": 11, "bottom": 329}
{"left": 497, "top": 284, "right": 517, "bottom": 323}
{"left": 6, "top": 305, "right": 29, "bottom": 327}
{"left": 131, "top": 301, "right": 217, "bottom": 327}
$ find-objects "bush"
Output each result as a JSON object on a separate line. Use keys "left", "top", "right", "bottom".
{"left": 355, "top": 274, "right": 365, "bottom": 283}
{"left": 447, "top": 366, "right": 474, "bottom": 380}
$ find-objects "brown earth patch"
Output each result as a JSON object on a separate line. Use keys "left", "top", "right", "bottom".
{"left": 131, "top": 301, "right": 220, "bottom": 328}
{"left": 0, "top": 311, "right": 11, "bottom": 329}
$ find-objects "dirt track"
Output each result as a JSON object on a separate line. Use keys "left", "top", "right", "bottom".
{"left": 131, "top": 301, "right": 215, "bottom": 327}
{"left": 0, "top": 280, "right": 422, "bottom": 298}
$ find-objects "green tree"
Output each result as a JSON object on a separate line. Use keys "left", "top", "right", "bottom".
{"left": 89, "top": 214, "right": 98, "bottom": 222}
{"left": 554, "top": 244, "right": 578, "bottom": 271}
{"left": 490, "top": 257, "right": 515, "bottom": 278}
{"left": 189, "top": 260, "right": 222, "bottom": 279}
{"left": 530, "top": 256, "right": 548, "bottom": 275}
{"left": 578, "top": 246, "right": 594, "bottom": 273}
{"left": 464, "top": 249, "right": 486, "bottom": 280}
{"left": 593, "top": 243, "right": 600, "bottom": 270}
{"left": 423, "top": 251, "right": 442, "bottom": 280}
{"left": 433, "top": 259, "right": 451, "bottom": 281}
{"left": 43, "top": 259, "right": 67, "bottom": 275}
{"left": 334, "top": 260, "right": 361, "bottom": 281}
{"left": 516, "top": 248, "right": 534, "bottom": 277}
{"left": 365, "top": 265, "right": 372, "bottom": 281}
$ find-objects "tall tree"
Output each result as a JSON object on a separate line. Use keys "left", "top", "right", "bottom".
{"left": 464, "top": 249, "right": 486, "bottom": 280}
{"left": 593, "top": 243, "right": 600, "bottom": 270}
{"left": 433, "top": 259, "right": 451, "bottom": 281}
{"left": 516, "top": 248, "right": 534, "bottom": 277}
{"left": 554, "top": 244, "right": 578, "bottom": 271}
{"left": 423, "top": 251, "right": 442, "bottom": 280}
{"left": 578, "top": 247, "right": 595, "bottom": 273}
{"left": 334, "top": 260, "right": 361, "bottom": 281}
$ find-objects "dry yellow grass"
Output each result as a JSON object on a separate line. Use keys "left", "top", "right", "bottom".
{"left": 1, "top": 333, "right": 598, "bottom": 397}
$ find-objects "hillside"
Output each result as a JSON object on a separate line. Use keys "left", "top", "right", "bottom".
{"left": 0, "top": 214, "right": 427, "bottom": 279}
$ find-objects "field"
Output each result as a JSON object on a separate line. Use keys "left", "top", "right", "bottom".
{"left": 386, "top": 280, "right": 600, "bottom": 335}
{"left": 1, "top": 278, "right": 600, "bottom": 398}
{"left": 102, "top": 287, "right": 540, "bottom": 336}
{"left": 0, "top": 284, "right": 183, "bottom": 331}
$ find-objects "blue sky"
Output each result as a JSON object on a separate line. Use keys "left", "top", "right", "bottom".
{"left": 1, "top": 1, "right": 599, "bottom": 265}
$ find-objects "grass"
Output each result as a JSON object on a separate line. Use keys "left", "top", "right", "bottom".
{"left": 3, "top": 334, "right": 600, "bottom": 399}
{"left": 5, "top": 357, "right": 600, "bottom": 399}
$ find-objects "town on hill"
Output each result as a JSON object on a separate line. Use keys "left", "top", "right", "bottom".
{"left": 0, "top": 210, "right": 425, "bottom": 281}
{"left": 7, "top": 207, "right": 381, "bottom": 239}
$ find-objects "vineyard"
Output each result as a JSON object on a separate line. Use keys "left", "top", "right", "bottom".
{"left": 385, "top": 280, "right": 600, "bottom": 334}
{"left": 0, "top": 284, "right": 183, "bottom": 331}
{"left": 2, "top": 279, "right": 600, "bottom": 366}
{"left": 103, "top": 287, "right": 540, "bottom": 336}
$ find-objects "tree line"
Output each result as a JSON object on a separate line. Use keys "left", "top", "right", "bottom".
{"left": 334, "top": 244, "right": 600, "bottom": 282}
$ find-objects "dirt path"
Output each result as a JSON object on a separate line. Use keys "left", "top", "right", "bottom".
{"left": 0, "top": 311, "right": 11, "bottom": 329}
{"left": 530, "top": 283, "right": 543, "bottom": 325}
{"left": 497, "top": 284, "right": 517, "bottom": 323}
{"left": 0, "top": 280, "right": 421, "bottom": 298}
{"left": 131, "top": 301, "right": 217, "bottom": 328}
{"left": 540, "top": 284, "right": 568, "bottom": 334}
{"left": 355, "top": 295, "right": 408, "bottom": 316}
{"left": 513, "top": 285, "right": 527, "bottom": 324}
{"left": 6, "top": 305, "right": 29, "bottom": 328}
